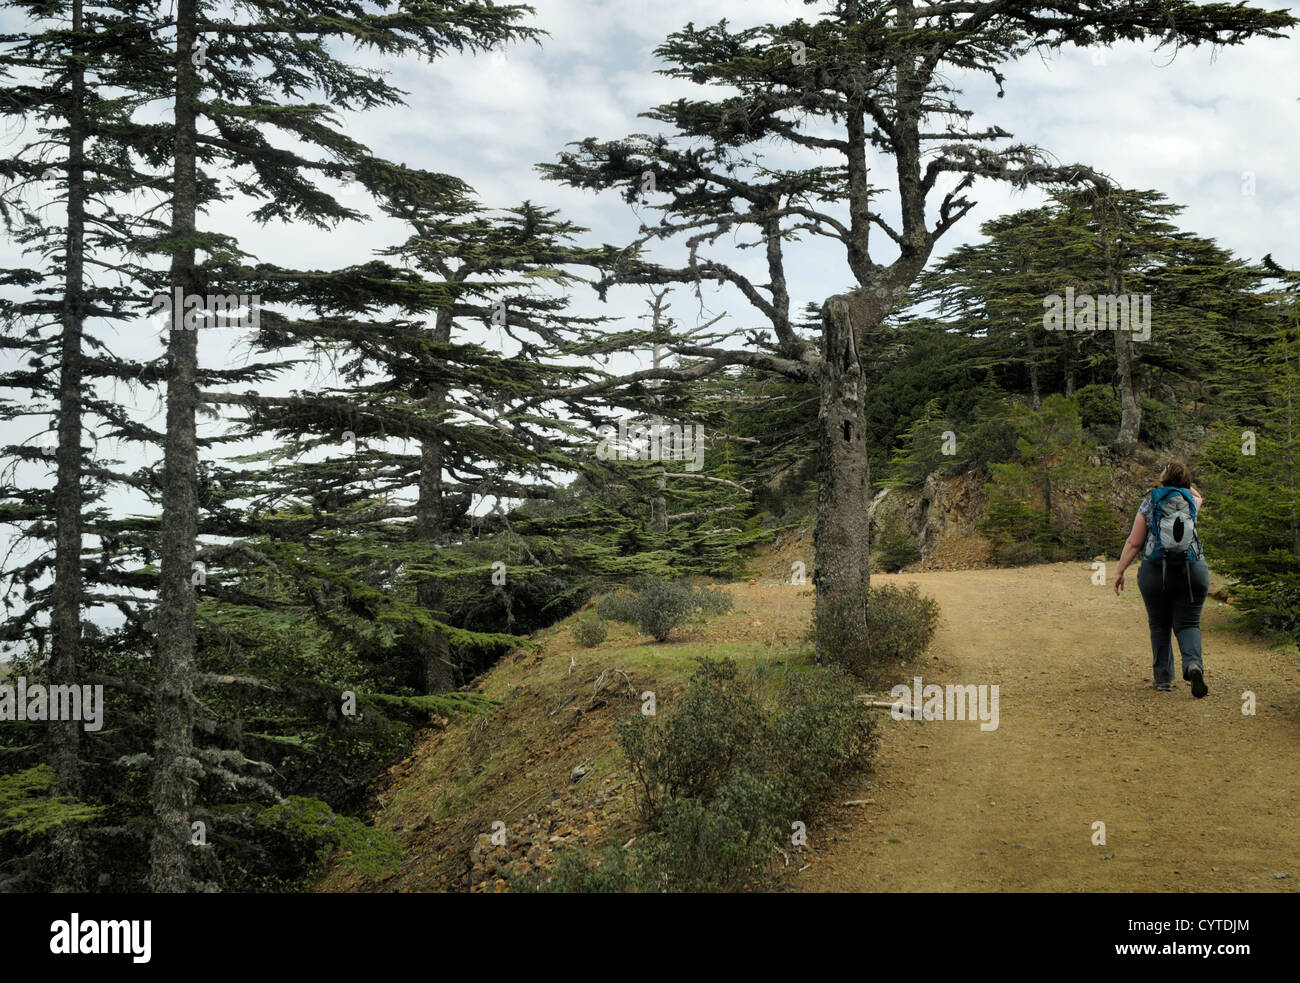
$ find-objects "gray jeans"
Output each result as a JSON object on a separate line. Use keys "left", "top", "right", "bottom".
{"left": 1136, "top": 557, "right": 1210, "bottom": 684}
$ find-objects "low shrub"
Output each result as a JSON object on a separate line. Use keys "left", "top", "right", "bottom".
{"left": 1139, "top": 395, "right": 1179, "bottom": 448}
{"left": 861, "top": 583, "right": 940, "bottom": 665}
{"left": 1074, "top": 384, "right": 1121, "bottom": 436}
{"left": 602, "top": 577, "right": 735, "bottom": 643}
{"left": 595, "top": 590, "right": 639, "bottom": 623}
{"left": 813, "top": 582, "right": 941, "bottom": 676}
{"left": 572, "top": 616, "right": 608, "bottom": 648}
{"left": 516, "top": 658, "right": 876, "bottom": 893}
{"left": 873, "top": 512, "right": 920, "bottom": 572}
{"left": 1067, "top": 497, "right": 1128, "bottom": 559}
{"left": 693, "top": 585, "right": 735, "bottom": 617}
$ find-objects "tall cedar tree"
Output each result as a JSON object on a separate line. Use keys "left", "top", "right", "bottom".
{"left": 1197, "top": 256, "right": 1300, "bottom": 643}
{"left": 150, "top": 0, "right": 538, "bottom": 892}
{"left": 211, "top": 196, "right": 619, "bottom": 693}
{"left": 914, "top": 190, "right": 1273, "bottom": 430}
{"left": 0, "top": 0, "right": 172, "bottom": 890}
{"left": 542, "top": 0, "right": 1295, "bottom": 663}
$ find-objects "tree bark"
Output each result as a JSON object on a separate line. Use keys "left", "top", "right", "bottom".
{"left": 1026, "top": 326, "right": 1041, "bottom": 410}
{"left": 417, "top": 310, "right": 456, "bottom": 693}
{"left": 813, "top": 296, "right": 872, "bottom": 657}
{"left": 1115, "top": 329, "right": 1141, "bottom": 447}
{"left": 151, "top": 0, "right": 200, "bottom": 892}
{"left": 1100, "top": 203, "right": 1141, "bottom": 447}
{"left": 1063, "top": 334, "right": 1076, "bottom": 398}
{"left": 50, "top": 0, "right": 87, "bottom": 892}
{"left": 650, "top": 470, "right": 668, "bottom": 532}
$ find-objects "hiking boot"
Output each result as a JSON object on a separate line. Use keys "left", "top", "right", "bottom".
{"left": 1150, "top": 680, "right": 1173, "bottom": 692}
{"left": 1188, "top": 665, "right": 1208, "bottom": 699}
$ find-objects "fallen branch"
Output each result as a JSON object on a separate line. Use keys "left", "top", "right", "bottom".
{"left": 856, "top": 696, "right": 924, "bottom": 721}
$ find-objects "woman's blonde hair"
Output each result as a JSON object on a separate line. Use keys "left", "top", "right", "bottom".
{"left": 1160, "top": 460, "right": 1193, "bottom": 488}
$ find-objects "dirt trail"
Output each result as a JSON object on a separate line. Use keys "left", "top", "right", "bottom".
{"left": 797, "top": 564, "right": 1300, "bottom": 892}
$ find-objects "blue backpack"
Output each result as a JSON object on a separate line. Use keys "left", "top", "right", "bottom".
{"left": 1144, "top": 486, "right": 1202, "bottom": 599}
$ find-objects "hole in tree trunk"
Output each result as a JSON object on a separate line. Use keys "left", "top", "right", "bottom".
{"left": 842, "top": 420, "right": 852, "bottom": 442}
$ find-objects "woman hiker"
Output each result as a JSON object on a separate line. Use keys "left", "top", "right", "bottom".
{"left": 1112, "top": 461, "right": 1210, "bottom": 697}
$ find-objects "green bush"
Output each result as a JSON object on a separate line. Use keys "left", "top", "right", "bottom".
{"left": 629, "top": 579, "right": 699, "bottom": 642}
{"left": 884, "top": 397, "right": 956, "bottom": 487}
{"left": 619, "top": 658, "right": 765, "bottom": 821}
{"left": 1067, "top": 497, "right": 1128, "bottom": 559}
{"left": 961, "top": 389, "right": 1020, "bottom": 472}
{"left": 255, "top": 795, "right": 401, "bottom": 880}
{"left": 994, "top": 539, "right": 1047, "bottom": 566}
{"left": 981, "top": 488, "right": 1049, "bottom": 566}
{"left": 862, "top": 583, "right": 941, "bottom": 665}
{"left": 766, "top": 666, "right": 876, "bottom": 816}
{"left": 595, "top": 590, "right": 639, "bottom": 623}
{"left": 1139, "top": 395, "right": 1179, "bottom": 448}
{"left": 873, "top": 512, "right": 920, "bottom": 572}
{"left": 618, "top": 578, "right": 734, "bottom": 643}
{"left": 636, "top": 770, "right": 784, "bottom": 892}
{"left": 516, "top": 844, "right": 637, "bottom": 893}
{"left": 521, "top": 658, "right": 876, "bottom": 893}
{"left": 813, "top": 582, "right": 941, "bottom": 676}
{"left": 572, "top": 616, "right": 608, "bottom": 648}
{"left": 693, "top": 585, "right": 735, "bottom": 617}
{"left": 1074, "top": 384, "right": 1121, "bottom": 436}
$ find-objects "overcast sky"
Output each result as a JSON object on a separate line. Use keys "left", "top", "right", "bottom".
{"left": 208, "top": 0, "right": 1300, "bottom": 332}
{"left": 1, "top": 0, "right": 1297, "bottom": 637}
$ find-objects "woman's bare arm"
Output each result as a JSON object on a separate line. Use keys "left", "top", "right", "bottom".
{"left": 1113, "top": 512, "right": 1146, "bottom": 594}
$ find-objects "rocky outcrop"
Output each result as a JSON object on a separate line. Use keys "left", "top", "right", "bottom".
{"left": 868, "top": 470, "right": 991, "bottom": 569}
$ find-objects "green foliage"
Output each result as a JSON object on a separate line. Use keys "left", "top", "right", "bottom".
{"left": 619, "top": 658, "right": 766, "bottom": 822}
{"left": 765, "top": 666, "right": 877, "bottom": 817}
{"left": 635, "top": 771, "right": 783, "bottom": 892}
{"left": 256, "top": 796, "right": 401, "bottom": 880}
{"left": 1197, "top": 378, "right": 1300, "bottom": 644}
{"left": 884, "top": 397, "right": 957, "bottom": 488}
{"left": 621, "top": 578, "right": 734, "bottom": 643}
{"left": 813, "top": 583, "right": 941, "bottom": 676}
{"left": 0, "top": 766, "right": 102, "bottom": 837}
{"left": 365, "top": 692, "right": 498, "bottom": 716}
{"left": 595, "top": 589, "right": 640, "bottom": 623}
{"left": 861, "top": 583, "right": 942, "bottom": 666}
{"left": 981, "top": 487, "right": 1050, "bottom": 565}
{"left": 1139, "top": 395, "right": 1179, "bottom": 448}
{"left": 1074, "top": 384, "right": 1121, "bottom": 436}
{"left": 521, "top": 658, "right": 875, "bottom": 893}
{"left": 980, "top": 395, "right": 1102, "bottom": 563}
{"left": 959, "top": 377, "right": 1021, "bottom": 473}
{"left": 630, "top": 579, "right": 697, "bottom": 642}
{"left": 1067, "top": 497, "right": 1129, "bottom": 559}
{"left": 693, "top": 585, "right": 735, "bottom": 617}
{"left": 572, "top": 617, "right": 608, "bottom": 648}
{"left": 873, "top": 512, "right": 921, "bottom": 572}
{"left": 516, "top": 844, "right": 637, "bottom": 893}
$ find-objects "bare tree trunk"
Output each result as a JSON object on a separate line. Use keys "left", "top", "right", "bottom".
{"left": 1100, "top": 202, "right": 1140, "bottom": 448}
{"left": 151, "top": 0, "right": 200, "bottom": 892}
{"left": 417, "top": 440, "right": 456, "bottom": 693}
{"left": 418, "top": 311, "right": 455, "bottom": 693}
{"left": 650, "top": 471, "right": 668, "bottom": 533}
{"left": 648, "top": 289, "right": 669, "bottom": 533}
{"left": 813, "top": 296, "right": 871, "bottom": 656}
{"left": 1063, "top": 335, "right": 1076, "bottom": 398}
{"left": 1286, "top": 335, "right": 1298, "bottom": 556}
{"left": 50, "top": 0, "right": 87, "bottom": 892}
{"left": 1026, "top": 326, "right": 1041, "bottom": 410}
{"left": 1115, "top": 329, "right": 1141, "bottom": 447}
